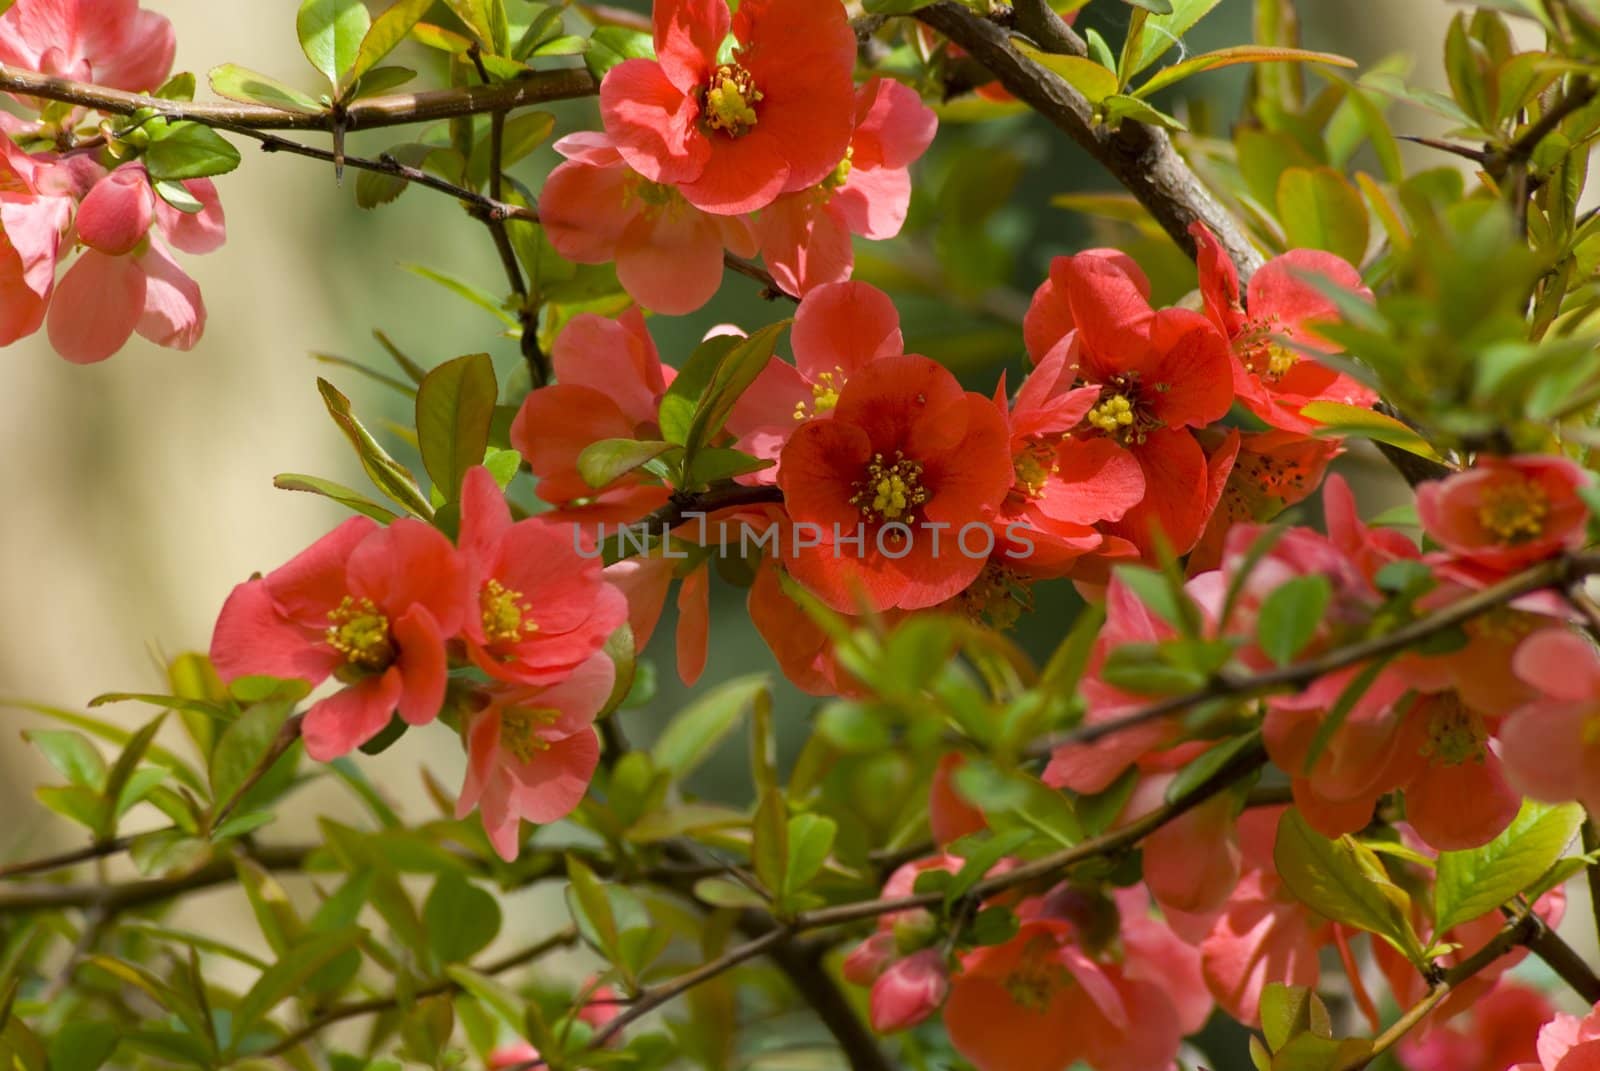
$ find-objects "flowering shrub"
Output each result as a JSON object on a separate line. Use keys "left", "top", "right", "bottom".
{"left": 7, "top": 2, "right": 1600, "bottom": 1071}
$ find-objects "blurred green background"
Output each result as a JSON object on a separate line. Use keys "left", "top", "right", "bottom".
{"left": 1, "top": 3, "right": 1590, "bottom": 1069}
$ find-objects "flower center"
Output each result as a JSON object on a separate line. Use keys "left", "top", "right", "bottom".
{"left": 500, "top": 707, "right": 561, "bottom": 763}
{"left": 1004, "top": 935, "right": 1071, "bottom": 1013}
{"left": 1012, "top": 443, "right": 1056, "bottom": 500}
{"left": 481, "top": 579, "right": 537, "bottom": 645}
{"left": 1419, "top": 695, "right": 1487, "bottom": 766}
{"left": 850, "top": 451, "right": 929, "bottom": 524}
{"left": 824, "top": 147, "right": 854, "bottom": 190}
{"left": 703, "top": 63, "right": 762, "bottom": 137}
{"left": 325, "top": 596, "right": 394, "bottom": 671}
{"left": 793, "top": 370, "right": 844, "bottom": 421}
{"left": 1476, "top": 479, "right": 1550, "bottom": 544}
{"left": 951, "top": 564, "right": 1031, "bottom": 630}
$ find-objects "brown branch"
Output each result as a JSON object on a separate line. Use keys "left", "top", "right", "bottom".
{"left": 0, "top": 843, "right": 314, "bottom": 914}
{"left": 484, "top": 106, "right": 549, "bottom": 388}
{"left": 913, "top": 2, "right": 1265, "bottom": 280}
{"left": 0, "top": 65, "right": 597, "bottom": 131}
{"left": 261, "top": 928, "right": 578, "bottom": 1058}
{"left": 1339, "top": 911, "right": 1543, "bottom": 1071}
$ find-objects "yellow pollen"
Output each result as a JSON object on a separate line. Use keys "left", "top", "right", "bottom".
{"left": 629, "top": 176, "right": 678, "bottom": 209}
{"left": 500, "top": 707, "right": 561, "bottom": 764}
{"left": 1013, "top": 445, "right": 1056, "bottom": 500}
{"left": 704, "top": 64, "right": 762, "bottom": 137}
{"left": 850, "top": 451, "right": 928, "bottom": 523}
{"left": 1419, "top": 695, "right": 1487, "bottom": 766}
{"left": 325, "top": 597, "right": 394, "bottom": 670}
{"left": 825, "top": 146, "right": 855, "bottom": 190}
{"left": 1477, "top": 479, "right": 1550, "bottom": 544}
{"left": 793, "top": 370, "right": 845, "bottom": 421}
{"left": 1264, "top": 342, "right": 1297, "bottom": 378}
{"left": 1087, "top": 393, "right": 1136, "bottom": 434}
{"left": 953, "top": 564, "right": 1031, "bottom": 630}
{"left": 481, "top": 579, "right": 536, "bottom": 645}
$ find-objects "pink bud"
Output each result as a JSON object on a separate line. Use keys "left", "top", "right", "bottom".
{"left": 487, "top": 1041, "right": 540, "bottom": 1070}
{"left": 868, "top": 949, "right": 948, "bottom": 1033}
{"left": 841, "top": 931, "right": 896, "bottom": 986}
{"left": 76, "top": 165, "right": 153, "bottom": 255}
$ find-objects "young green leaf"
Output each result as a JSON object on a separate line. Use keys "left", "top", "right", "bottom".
{"left": 25, "top": 730, "right": 107, "bottom": 791}
{"left": 752, "top": 787, "right": 788, "bottom": 898}
{"left": 297, "top": 0, "right": 372, "bottom": 90}
{"left": 1274, "top": 808, "right": 1425, "bottom": 967}
{"left": 207, "top": 64, "right": 322, "bottom": 111}
{"left": 1434, "top": 799, "right": 1584, "bottom": 932}
{"left": 228, "top": 928, "right": 364, "bottom": 1051}
{"left": 423, "top": 873, "right": 503, "bottom": 964}
{"left": 783, "top": 813, "right": 838, "bottom": 898}
{"left": 415, "top": 353, "right": 497, "bottom": 503}
{"left": 577, "top": 439, "right": 676, "bottom": 490}
{"left": 652, "top": 675, "right": 769, "bottom": 781}
{"left": 143, "top": 123, "right": 242, "bottom": 182}
{"left": 317, "top": 378, "right": 435, "bottom": 518}
{"left": 273, "top": 474, "right": 401, "bottom": 523}
{"left": 1256, "top": 575, "right": 1331, "bottom": 666}
{"left": 350, "top": 0, "right": 435, "bottom": 84}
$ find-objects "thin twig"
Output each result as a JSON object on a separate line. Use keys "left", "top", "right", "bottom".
{"left": 0, "top": 65, "right": 597, "bottom": 131}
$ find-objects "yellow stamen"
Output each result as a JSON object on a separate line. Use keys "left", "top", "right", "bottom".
{"left": 1419, "top": 695, "right": 1487, "bottom": 766}
{"left": 500, "top": 707, "right": 561, "bottom": 763}
{"left": 850, "top": 451, "right": 928, "bottom": 523}
{"left": 1004, "top": 935, "right": 1071, "bottom": 1013}
{"left": 1477, "top": 479, "right": 1550, "bottom": 544}
{"left": 824, "top": 147, "right": 855, "bottom": 190}
{"left": 794, "top": 370, "right": 845, "bottom": 421}
{"left": 325, "top": 596, "right": 393, "bottom": 670}
{"left": 480, "top": 578, "right": 536, "bottom": 645}
{"left": 704, "top": 64, "right": 762, "bottom": 137}
{"left": 1086, "top": 393, "right": 1136, "bottom": 434}
{"left": 1012, "top": 445, "right": 1056, "bottom": 500}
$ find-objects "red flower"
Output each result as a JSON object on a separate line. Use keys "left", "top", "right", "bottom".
{"left": 1417, "top": 454, "right": 1591, "bottom": 574}
{"left": 1191, "top": 222, "right": 1375, "bottom": 433}
{"left": 457, "top": 655, "right": 614, "bottom": 861}
{"left": 456, "top": 466, "right": 629, "bottom": 686}
{"left": 728, "top": 280, "right": 905, "bottom": 481}
{"left": 209, "top": 517, "right": 467, "bottom": 761}
{"left": 1025, "top": 251, "right": 1234, "bottom": 556}
{"left": 539, "top": 131, "right": 759, "bottom": 315}
{"left": 777, "top": 354, "right": 1012, "bottom": 612}
{"left": 511, "top": 308, "right": 675, "bottom": 523}
{"left": 599, "top": 0, "right": 856, "bottom": 215}
{"left": 758, "top": 77, "right": 938, "bottom": 295}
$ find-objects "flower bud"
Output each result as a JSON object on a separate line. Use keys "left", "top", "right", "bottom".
{"left": 869, "top": 949, "right": 948, "bottom": 1033}
{"left": 842, "top": 931, "right": 895, "bottom": 985}
{"left": 891, "top": 908, "right": 939, "bottom": 955}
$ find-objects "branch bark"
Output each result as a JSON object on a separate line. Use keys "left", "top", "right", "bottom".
{"left": 914, "top": 2, "right": 1264, "bottom": 280}
{"left": 0, "top": 66, "right": 597, "bottom": 131}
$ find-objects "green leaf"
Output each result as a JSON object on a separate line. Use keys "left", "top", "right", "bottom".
{"left": 229, "top": 928, "right": 364, "bottom": 1049}
{"left": 584, "top": 26, "right": 654, "bottom": 80}
{"left": 577, "top": 439, "right": 675, "bottom": 490}
{"left": 209, "top": 701, "right": 292, "bottom": 816}
{"left": 102, "top": 713, "right": 167, "bottom": 833}
{"left": 207, "top": 64, "right": 321, "bottom": 111}
{"left": 685, "top": 447, "right": 774, "bottom": 486}
{"left": 1260, "top": 983, "right": 1330, "bottom": 1052}
{"left": 423, "top": 873, "right": 503, "bottom": 964}
{"left": 1274, "top": 808, "right": 1425, "bottom": 966}
{"left": 317, "top": 378, "right": 435, "bottom": 518}
{"left": 350, "top": 0, "right": 435, "bottom": 83}
{"left": 35, "top": 785, "right": 108, "bottom": 832}
{"left": 350, "top": 65, "right": 415, "bottom": 97}
{"left": 1125, "top": 0, "right": 1221, "bottom": 77}
{"left": 1276, "top": 167, "right": 1369, "bottom": 267}
{"left": 651, "top": 675, "right": 769, "bottom": 780}
{"left": 47, "top": 1022, "right": 119, "bottom": 1071}
{"left": 416, "top": 353, "right": 497, "bottom": 503}
{"left": 25, "top": 730, "right": 106, "bottom": 790}
{"left": 273, "top": 473, "right": 400, "bottom": 523}
{"left": 1134, "top": 46, "right": 1356, "bottom": 99}
{"left": 1256, "top": 576, "right": 1331, "bottom": 666}
{"left": 752, "top": 787, "right": 788, "bottom": 897}
{"left": 296, "top": 0, "right": 372, "bottom": 90}
{"left": 782, "top": 813, "right": 837, "bottom": 898}
{"left": 1014, "top": 42, "right": 1118, "bottom": 104}
{"left": 863, "top": 0, "right": 934, "bottom": 11}
{"left": 565, "top": 855, "right": 619, "bottom": 959}
{"left": 443, "top": 0, "right": 495, "bottom": 47}
{"left": 683, "top": 322, "right": 790, "bottom": 471}
{"left": 1434, "top": 800, "right": 1585, "bottom": 933}
{"left": 1301, "top": 403, "right": 1444, "bottom": 462}
{"left": 402, "top": 263, "right": 517, "bottom": 326}
{"left": 142, "top": 122, "right": 241, "bottom": 182}
{"left": 1164, "top": 731, "right": 1262, "bottom": 804}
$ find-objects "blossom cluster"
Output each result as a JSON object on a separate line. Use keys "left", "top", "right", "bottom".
{"left": 0, "top": 0, "right": 222, "bottom": 363}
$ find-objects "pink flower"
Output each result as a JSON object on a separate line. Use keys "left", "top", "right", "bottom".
{"left": 599, "top": 0, "right": 856, "bottom": 215}
{"left": 47, "top": 163, "right": 224, "bottom": 363}
{"left": 209, "top": 517, "right": 467, "bottom": 761}
{"left": 1417, "top": 455, "right": 1591, "bottom": 574}
{"left": 727, "top": 280, "right": 904, "bottom": 479}
{"left": 0, "top": 137, "right": 72, "bottom": 345}
{"left": 488, "top": 1042, "right": 540, "bottom": 1070}
{"left": 456, "top": 466, "right": 629, "bottom": 686}
{"left": 1514, "top": 1001, "right": 1600, "bottom": 1071}
{"left": 0, "top": 0, "right": 175, "bottom": 96}
{"left": 1502, "top": 629, "right": 1600, "bottom": 815}
{"left": 457, "top": 655, "right": 615, "bottom": 861}
{"left": 1398, "top": 979, "right": 1554, "bottom": 1071}
{"left": 758, "top": 77, "right": 938, "bottom": 296}
{"left": 870, "top": 948, "right": 948, "bottom": 1033}
{"left": 511, "top": 308, "right": 675, "bottom": 522}
{"left": 539, "top": 132, "right": 759, "bottom": 315}
{"left": 1191, "top": 222, "right": 1375, "bottom": 433}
